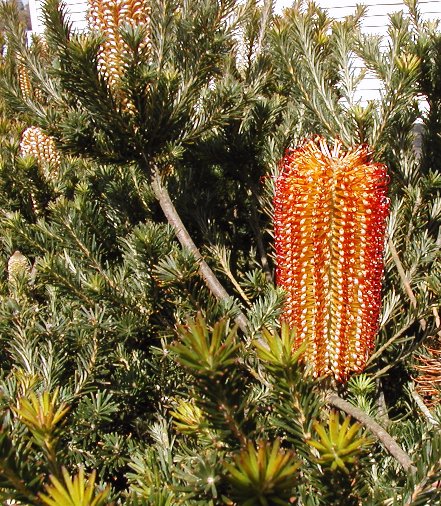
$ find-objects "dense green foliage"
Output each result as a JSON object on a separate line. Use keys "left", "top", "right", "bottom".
{"left": 0, "top": 0, "right": 440, "bottom": 504}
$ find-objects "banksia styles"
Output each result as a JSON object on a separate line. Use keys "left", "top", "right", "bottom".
{"left": 274, "top": 138, "right": 389, "bottom": 381}
{"left": 20, "top": 126, "right": 61, "bottom": 177}
{"left": 88, "top": 0, "right": 151, "bottom": 101}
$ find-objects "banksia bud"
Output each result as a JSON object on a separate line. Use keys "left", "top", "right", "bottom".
{"left": 17, "top": 63, "right": 32, "bottom": 99}
{"left": 16, "top": 54, "right": 44, "bottom": 102}
{"left": 20, "top": 126, "right": 61, "bottom": 178}
{"left": 274, "top": 138, "right": 389, "bottom": 381}
{"left": 88, "top": 0, "right": 151, "bottom": 102}
{"left": 8, "top": 250, "right": 31, "bottom": 292}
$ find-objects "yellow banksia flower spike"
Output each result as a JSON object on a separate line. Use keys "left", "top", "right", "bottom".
{"left": 7, "top": 250, "right": 32, "bottom": 297}
{"left": 274, "top": 137, "right": 389, "bottom": 381}
{"left": 7, "top": 250, "right": 30, "bottom": 285}
{"left": 20, "top": 126, "right": 61, "bottom": 178}
{"left": 88, "top": 0, "right": 151, "bottom": 104}
{"left": 17, "top": 62, "right": 32, "bottom": 99}
{"left": 17, "top": 53, "right": 44, "bottom": 102}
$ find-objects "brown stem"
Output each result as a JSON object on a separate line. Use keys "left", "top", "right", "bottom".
{"left": 376, "top": 380, "right": 389, "bottom": 425}
{"left": 327, "top": 393, "right": 416, "bottom": 474}
{"left": 208, "top": 245, "right": 252, "bottom": 307}
{"left": 150, "top": 170, "right": 249, "bottom": 333}
{"left": 218, "top": 394, "right": 248, "bottom": 447}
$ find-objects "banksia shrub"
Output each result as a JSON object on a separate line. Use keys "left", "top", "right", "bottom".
{"left": 20, "top": 126, "right": 61, "bottom": 177}
{"left": 88, "top": 0, "right": 151, "bottom": 97}
{"left": 274, "top": 138, "right": 389, "bottom": 381}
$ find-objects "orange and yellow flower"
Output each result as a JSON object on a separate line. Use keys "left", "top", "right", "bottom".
{"left": 274, "top": 138, "right": 389, "bottom": 381}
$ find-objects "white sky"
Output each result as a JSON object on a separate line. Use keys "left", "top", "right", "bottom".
{"left": 274, "top": 0, "right": 294, "bottom": 13}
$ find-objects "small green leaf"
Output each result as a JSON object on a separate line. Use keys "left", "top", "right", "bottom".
{"left": 39, "top": 468, "right": 110, "bottom": 506}
{"left": 308, "top": 411, "right": 369, "bottom": 473}
{"left": 225, "top": 440, "right": 300, "bottom": 503}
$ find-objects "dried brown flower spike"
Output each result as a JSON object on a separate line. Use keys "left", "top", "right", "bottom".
{"left": 274, "top": 138, "right": 389, "bottom": 381}
{"left": 413, "top": 341, "right": 441, "bottom": 407}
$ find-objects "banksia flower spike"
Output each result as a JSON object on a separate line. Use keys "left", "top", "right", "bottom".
{"left": 274, "top": 138, "right": 389, "bottom": 381}
{"left": 88, "top": 0, "right": 151, "bottom": 105}
{"left": 17, "top": 61, "right": 32, "bottom": 99}
{"left": 20, "top": 126, "right": 61, "bottom": 178}
{"left": 17, "top": 54, "right": 44, "bottom": 102}
{"left": 8, "top": 250, "right": 31, "bottom": 293}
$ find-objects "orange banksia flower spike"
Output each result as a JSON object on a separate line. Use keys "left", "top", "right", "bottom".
{"left": 274, "top": 137, "right": 389, "bottom": 381}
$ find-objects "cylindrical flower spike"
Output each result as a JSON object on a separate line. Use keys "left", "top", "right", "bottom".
{"left": 8, "top": 250, "right": 30, "bottom": 287}
{"left": 274, "top": 137, "right": 389, "bottom": 381}
{"left": 20, "top": 126, "right": 61, "bottom": 178}
{"left": 88, "top": 0, "right": 151, "bottom": 108}
{"left": 17, "top": 63, "right": 32, "bottom": 99}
